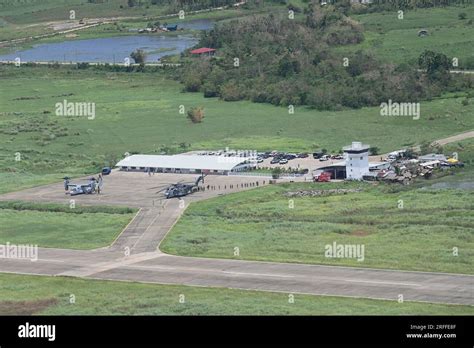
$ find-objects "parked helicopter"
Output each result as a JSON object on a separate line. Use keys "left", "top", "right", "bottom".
{"left": 63, "top": 176, "right": 103, "bottom": 196}
{"left": 150, "top": 175, "right": 205, "bottom": 199}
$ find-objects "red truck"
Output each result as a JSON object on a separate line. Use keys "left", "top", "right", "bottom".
{"left": 313, "top": 172, "right": 331, "bottom": 182}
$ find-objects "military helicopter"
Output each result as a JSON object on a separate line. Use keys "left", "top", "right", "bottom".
{"left": 151, "top": 175, "right": 205, "bottom": 199}
{"left": 63, "top": 176, "right": 102, "bottom": 196}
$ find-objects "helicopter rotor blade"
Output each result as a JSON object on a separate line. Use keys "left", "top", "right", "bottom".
{"left": 155, "top": 187, "right": 169, "bottom": 194}
{"left": 148, "top": 183, "right": 174, "bottom": 190}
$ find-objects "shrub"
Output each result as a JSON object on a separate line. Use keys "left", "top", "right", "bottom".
{"left": 187, "top": 106, "right": 205, "bottom": 123}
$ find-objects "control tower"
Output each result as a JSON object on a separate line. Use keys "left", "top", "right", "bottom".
{"left": 343, "top": 142, "right": 370, "bottom": 180}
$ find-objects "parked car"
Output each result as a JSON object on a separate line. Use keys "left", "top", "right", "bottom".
{"left": 270, "top": 158, "right": 281, "bottom": 164}
{"left": 313, "top": 152, "right": 324, "bottom": 159}
{"left": 332, "top": 155, "right": 343, "bottom": 160}
{"left": 279, "top": 158, "right": 288, "bottom": 164}
{"left": 257, "top": 157, "right": 264, "bottom": 163}
{"left": 319, "top": 155, "right": 330, "bottom": 161}
{"left": 297, "top": 153, "right": 309, "bottom": 158}
{"left": 285, "top": 154, "right": 297, "bottom": 160}
{"left": 101, "top": 167, "right": 112, "bottom": 175}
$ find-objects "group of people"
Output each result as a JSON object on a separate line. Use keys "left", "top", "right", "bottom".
{"left": 202, "top": 181, "right": 265, "bottom": 191}
{"left": 92, "top": 174, "right": 104, "bottom": 194}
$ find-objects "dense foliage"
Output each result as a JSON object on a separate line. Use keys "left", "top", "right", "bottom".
{"left": 179, "top": 3, "right": 472, "bottom": 110}
{"left": 350, "top": 0, "right": 471, "bottom": 13}
{"left": 132, "top": 0, "right": 241, "bottom": 11}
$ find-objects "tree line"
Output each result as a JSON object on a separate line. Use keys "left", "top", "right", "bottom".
{"left": 178, "top": 2, "right": 472, "bottom": 110}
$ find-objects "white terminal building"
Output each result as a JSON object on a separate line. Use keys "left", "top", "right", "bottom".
{"left": 115, "top": 154, "right": 255, "bottom": 175}
{"left": 343, "top": 142, "right": 370, "bottom": 180}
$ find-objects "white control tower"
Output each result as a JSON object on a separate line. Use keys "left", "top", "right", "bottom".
{"left": 343, "top": 142, "right": 370, "bottom": 180}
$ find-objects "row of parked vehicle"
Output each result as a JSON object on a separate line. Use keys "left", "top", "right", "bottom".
{"left": 312, "top": 152, "right": 344, "bottom": 161}
{"left": 261, "top": 152, "right": 309, "bottom": 165}
{"left": 254, "top": 151, "right": 346, "bottom": 165}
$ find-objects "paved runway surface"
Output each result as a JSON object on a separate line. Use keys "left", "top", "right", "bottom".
{"left": 0, "top": 171, "right": 473, "bottom": 306}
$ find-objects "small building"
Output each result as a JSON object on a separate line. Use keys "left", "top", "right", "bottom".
{"left": 419, "top": 153, "right": 447, "bottom": 162}
{"left": 420, "top": 160, "right": 441, "bottom": 169}
{"left": 190, "top": 47, "right": 216, "bottom": 56}
{"left": 343, "top": 142, "right": 370, "bottom": 180}
{"left": 368, "top": 162, "right": 391, "bottom": 171}
{"left": 318, "top": 161, "right": 388, "bottom": 180}
{"left": 115, "top": 154, "right": 252, "bottom": 175}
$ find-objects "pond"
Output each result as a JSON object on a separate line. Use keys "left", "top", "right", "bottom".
{"left": 0, "top": 19, "right": 214, "bottom": 63}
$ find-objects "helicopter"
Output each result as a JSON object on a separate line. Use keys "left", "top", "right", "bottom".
{"left": 151, "top": 175, "right": 205, "bottom": 199}
{"left": 63, "top": 176, "right": 102, "bottom": 196}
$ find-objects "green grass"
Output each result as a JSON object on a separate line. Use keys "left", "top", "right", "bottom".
{"left": 161, "top": 181, "right": 474, "bottom": 274}
{"left": 343, "top": 5, "right": 474, "bottom": 67}
{"left": 0, "top": 172, "right": 68, "bottom": 195}
{"left": 0, "top": 273, "right": 472, "bottom": 315}
{"left": 1, "top": 0, "right": 149, "bottom": 25}
{"left": 0, "top": 203, "right": 135, "bottom": 249}
{"left": 0, "top": 200, "right": 136, "bottom": 214}
{"left": 1, "top": 65, "right": 472, "bottom": 193}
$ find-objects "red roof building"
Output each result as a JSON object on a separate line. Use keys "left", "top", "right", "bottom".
{"left": 190, "top": 47, "right": 216, "bottom": 55}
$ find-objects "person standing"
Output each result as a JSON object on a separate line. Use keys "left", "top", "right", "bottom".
{"left": 97, "top": 174, "right": 103, "bottom": 194}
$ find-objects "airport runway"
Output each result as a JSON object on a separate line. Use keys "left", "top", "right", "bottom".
{"left": 0, "top": 246, "right": 472, "bottom": 305}
{"left": 0, "top": 171, "right": 473, "bottom": 306}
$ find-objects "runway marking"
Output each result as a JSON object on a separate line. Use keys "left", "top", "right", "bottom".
{"left": 119, "top": 264, "right": 295, "bottom": 278}
{"left": 121, "top": 264, "right": 421, "bottom": 286}
{"left": 342, "top": 278, "right": 420, "bottom": 287}
{"left": 221, "top": 271, "right": 295, "bottom": 278}
{"left": 130, "top": 207, "right": 168, "bottom": 250}
{"left": 0, "top": 258, "right": 64, "bottom": 263}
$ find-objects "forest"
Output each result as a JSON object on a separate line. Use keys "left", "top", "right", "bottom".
{"left": 179, "top": 2, "right": 472, "bottom": 110}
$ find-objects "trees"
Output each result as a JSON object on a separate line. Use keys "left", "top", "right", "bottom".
{"left": 130, "top": 49, "right": 146, "bottom": 64}
{"left": 183, "top": 73, "right": 202, "bottom": 92}
{"left": 187, "top": 107, "right": 205, "bottom": 123}
{"left": 271, "top": 167, "right": 282, "bottom": 179}
{"left": 418, "top": 50, "right": 450, "bottom": 78}
{"left": 369, "top": 146, "right": 380, "bottom": 156}
{"left": 180, "top": 4, "right": 465, "bottom": 111}
{"left": 220, "top": 82, "right": 242, "bottom": 101}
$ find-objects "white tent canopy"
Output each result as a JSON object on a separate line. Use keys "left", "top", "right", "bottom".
{"left": 116, "top": 154, "right": 248, "bottom": 172}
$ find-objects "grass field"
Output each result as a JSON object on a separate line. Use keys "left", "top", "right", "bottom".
{"left": 0, "top": 202, "right": 135, "bottom": 249}
{"left": 161, "top": 164, "right": 474, "bottom": 274}
{"left": 1, "top": 0, "right": 157, "bottom": 25}
{"left": 1, "top": 65, "right": 472, "bottom": 193}
{"left": 345, "top": 5, "right": 474, "bottom": 67}
{"left": 0, "top": 273, "right": 472, "bottom": 315}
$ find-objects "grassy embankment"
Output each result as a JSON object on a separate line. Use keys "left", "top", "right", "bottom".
{"left": 342, "top": 5, "right": 474, "bottom": 68}
{"left": 0, "top": 201, "right": 136, "bottom": 249}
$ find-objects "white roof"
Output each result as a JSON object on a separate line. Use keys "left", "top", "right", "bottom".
{"left": 116, "top": 154, "right": 246, "bottom": 171}
{"left": 343, "top": 141, "right": 370, "bottom": 152}
{"left": 420, "top": 160, "right": 440, "bottom": 167}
